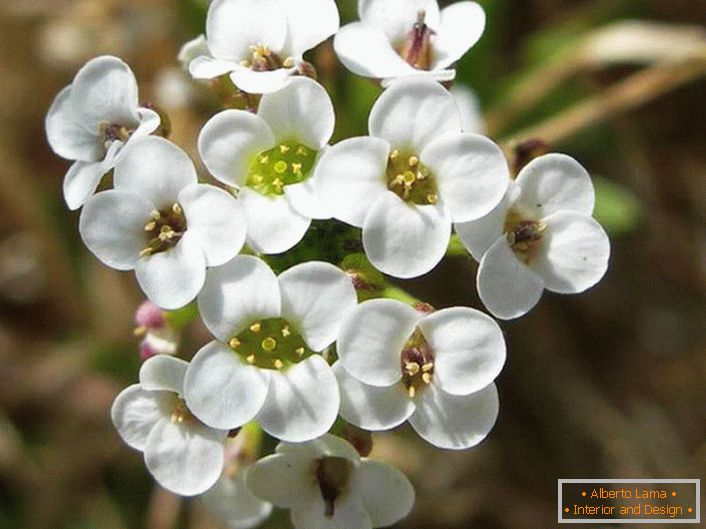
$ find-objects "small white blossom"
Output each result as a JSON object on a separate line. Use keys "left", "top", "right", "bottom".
{"left": 184, "top": 256, "right": 357, "bottom": 442}
{"left": 334, "top": 0, "right": 485, "bottom": 83}
{"left": 201, "top": 436, "right": 272, "bottom": 529}
{"left": 189, "top": 0, "right": 340, "bottom": 94}
{"left": 455, "top": 153, "right": 611, "bottom": 320}
{"left": 79, "top": 136, "right": 246, "bottom": 309}
{"left": 198, "top": 77, "right": 335, "bottom": 254}
{"left": 178, "top": 34, "right": 210, "bottom": 69}
{"left": 317, "top": 77, "right": 509, "bottom": 278}
{"left": 450, "top": 84, "right": 485, "bottom": 134}
{"left": 45, "top": 56, "right": 161, "bottom": 210}
{"left": 247, "top": 435, "right": 415, "bottom": 529}
{"left": 335, "top": 299, "right": 505, "bottom": 450}
{"left": 111, "top": 355, "right": 228, "bottom": 496}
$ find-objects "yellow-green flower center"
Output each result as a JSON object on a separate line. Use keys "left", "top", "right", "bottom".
{"left": 247, "top": 141, "right": 317, "bottom": 197}
{"left": 140, "top": 203, "right": 187, "bottom": 258}
{"left": 228, "top": 317, "right": 313, "bottom": 370}
{"left": 386, "top": 149, "right": 438, "bottom": 206}
{"left": 400, "top": 328, "right": 435, "bottom": 398}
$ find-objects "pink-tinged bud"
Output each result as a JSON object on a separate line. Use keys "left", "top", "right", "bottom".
{"left": 135, "top": 301, "right": 165, "bottom": 329}
{"left": 139, "top": 341, "right": 158, "bottom": 361}
{"left": 413, "top": 302, "right": 435, "bottom": 314}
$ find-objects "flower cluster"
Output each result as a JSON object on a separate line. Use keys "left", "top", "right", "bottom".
{"left": 46, "top": 0, "right": 610, "bottom": 527}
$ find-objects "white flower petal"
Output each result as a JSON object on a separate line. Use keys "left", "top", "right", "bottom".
{"left": 450, "top": 84, "right": 484, "bottom": 134}
{"left": 206, "top": 0, "right": 287, "bottom": 61}
{"left": 256, "top": 355, "right": 339, "bottom": 443}
{"left": 79, "top": 190, "right": 153, "bottom": 271}
{"left": 135, "top": 231, "right": 207, "bottom": 310}
{"left": 284, "top": 177, "right": 332, "bottom": 220}
{"left": 418, "top": 307, "right": 505, "bottom": 396}
{"left": 45, "top": 85, "right": 102, "bottom": 162}
{"left": 111, "top": 384, "right": 171, "bottom": 451}
{"left": 362, "top": 192, "right": 451, "bottom": 279}
{"left": 432, "top": 2, "right": 486, "bottom": 69}
{"left": 198, "top": 109, "right": 275, "bottom": 188}
{"left": 139, "top": 355, "right": 189, "bottom": 394}
{"left": 422, "top": 132, "right": 509, "bottom": 222}
{"left": 240, "top": 187, "right": 311, "bottom": 254}
{"left": 184, "top": 341, "right": 270, "bottom": 430}
{"left": 230, "top": 68, "right": 294, "bottom": 95}
{"left": 258, "top": 77, "right": 334, "bottom": 149}
{"left": 188, "top": 55, "right": 241, "bottom": 79}
{"left": 198, "top": 255, "right": 281, "bottom": 341}
{"left": 532, "top": 211, "right": 610, "bottom": 294}
{"left": 477, "top": 236, "right": 545, "bottom": 320}
{"left": 334, "top": 23, "right": 415, "bottom": 80}
{"left": 316, "top": 136, "right": 389, "bottom": 227}
{"left": 178, "top": 183, "right": 246, "bottom": 267}
{"left": 369, "top": 77, "right": 462, "bottom": 151}
{"left": 453, "top": 185, "right": 515, "bottom": 261}
{"left": 246, "top": 453, "right": 318, "bottom": 508}
{"left": 63, "top": 160, "right": 108, "bottom": 211}
{"left": 275, "top": 434, "right": 361, "bottom": 461}
{"left": 179, "top": 34, "right": 210, "bottom": 69}
{"left": 113, "top": 136, "right": 197, "bottom": 208}
{"left": 337, "top": 299, "right": 422, "bottom": 387}
{"left": 358, "top": 0, "right": 440, "bottom": 41}
{"left": 334, "top": 362, "right": 414, "bottom": 431}
{"left": 292, "top": 495, "right": 371, "bottom": 529}
{"left": 201, "top": 471, "right": 273, "bottom": 529}
{"left": 409, "top": 383, "right": 499, "bottom": 449}
{"left": 144, "top": 418, "right": 226, "bottom": 496}
{"left": 69, "top": 55, "right": 140, "bottom": 129}
{"left": 278, "top": 261, "right": 357, "bottom": 352}
{"left": 130, "top": 107, "right": 162, "bottom": 143}
{"left": 356, "top": 459, "right": 415, "bottom": 527}
{"left": 282, "top": 0, "right": 340, "bottom": 56}
{"left": 515, "top": 153, "right": 595, "bottom": 217}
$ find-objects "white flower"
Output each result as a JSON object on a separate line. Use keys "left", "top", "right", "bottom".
{"left": 334, "top": 299, "right": 505, "bottom": 450}
{"left": 247, "top": 434, "right": 415, "bottom": 529}
{"left": 202, "top": 471, "right": 272, "bottom": 529}
{"left": 455, "top": 153, "right": 611, "bottom": 320}
{"left": 183, "top": 255, "right": 357, "bottom": 442}
{"left": 79, "top": 136, "right": 246, "bottom": 309}
{"left": 317, "top": 77, "right": 509, "bottom": 278}
{"left": 334, "top": 0, "right": 485, "bottom": 83}
{"left": 111, "top": 355, "right": 228, "bottom": 496}
{"left": 45, "top": 56, "right": 161, "bottom": 210}
{"left": 189, "top": 0, "right": 339, "bottom": 94}
{"left": 201, "top": 434, "right": 272, "bottom": 529}
{"left": 198, "top": 77, "right": 335, "bottom": 254}
{"left": 178, "top": 34, "right": 210, "bottom": 69}
{"left": 450, "top": 84, "right": 484, "bottom": 134}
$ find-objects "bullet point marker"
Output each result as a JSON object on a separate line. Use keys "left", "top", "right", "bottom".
{"left": 565, "top": 507, "right": 570, "bottom": 513}
{"left": 582, "top": 491, "right": 587, "bottom": 497}
{"left": 688, "top": 508, "right": 693, "bottom": 513}
{"left": 672, "top": 491, "right": 677, "bottom": 497}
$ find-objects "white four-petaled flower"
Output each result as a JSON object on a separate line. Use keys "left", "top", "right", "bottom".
{"left": 45, "top": 56, "right": 161, "bottom": 210}
{"left": 247, "top": 434, "right": 415, "bottom": 529}
{"left": 455, "top": 153, "right": 611, "bottom": 320}
{"left": 334, "top": 299, "right": 505, "bottom": 449}
{"left": 335, "top": 0, "right": 485, "bottom": 84}
{"left": 183, "top": 256, "right": 357, "bottom": 442}
{"left": 198, "top": 77, "right": 335, "bottom": 254}
{"left": 79, "top": 136, "right": 246, "bottom": 309}
{"left": 317, "top": 77, "right": 508, "bottom": 278}
{"left": 111, "top": 355, "right": 228, "bottom": 496}
{"left": 189, "top": 0, "right": 339, "bottom": 94}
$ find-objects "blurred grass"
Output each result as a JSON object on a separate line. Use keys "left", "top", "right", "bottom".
{"left": 0, "top": 0, "right": 704, "bottom": 528}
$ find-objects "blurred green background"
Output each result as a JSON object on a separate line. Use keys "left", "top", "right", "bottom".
{"left": 0, "top": 0, "right": 704, "bottom": 528}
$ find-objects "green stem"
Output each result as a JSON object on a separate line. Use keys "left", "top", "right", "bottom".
{"left": 446, "top": 233, "right": 469, "bottom": 257}
{"left": 380, "top": 285, "right": 420, "bottom": 305}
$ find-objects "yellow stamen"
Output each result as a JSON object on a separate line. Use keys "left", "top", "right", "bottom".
{"left": 259, "top": 155, "right": 269, "bottom": 164}
{"left": 282, "top": 57, "right": 295, "bottom": 68}
{"left": 279, "top": 144, "right": 290, "bottom": 154}
{"left": 390, "top": 149, "right": 399, "bottom": 160}
{"left": 133, "top": 326, "right": 147, "bottom": 336}
{"left": 250, "top": 322, "right": 261, "bottom": 333}
{"left": 246, "top": 354, "right": 256, "bottom": 364}
{"left": 404, "top": 361, "right": 420, "bottom": 376}
{"left": 144, "top": 221, "right": 156, "bottom": 231}
{"left": 140, "top": 248, "right": 153, "bottom": 258}
{"left": 150, "top": 211, "right": 162, "bottom": 220}
{"left": 281, "top": 326, "right": 291, "bottom": 337}
{"left": 421, "top": 362, "right": 434, "bottom": 372}
{"left": 426, "top": 193, "right": 438, "bottom": 204}
{"left": 295, "top": 347, "right": 305, "bottom": 356}
{"left": 422, "top": 372, "right": 432, "bottom": 384}
{"left": 291, "top": 162, "right": 302, "bottom": 174}
{"left": 229, "top": 338, "right": 241, "bottom": 349}
{"left": 274, "top": 359, "right": 284, "bottom": 370}
{"left": 172, "top": 203, "right": 183, "bottom": 215}
{"left": 296, "top": 146, "right": 308, "bottom": 156}
{"left": 408, "top": 156, "right": 419, "bottom": 167}
{"left": 408, "top": 385, "right": 416, "bottom": 398}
